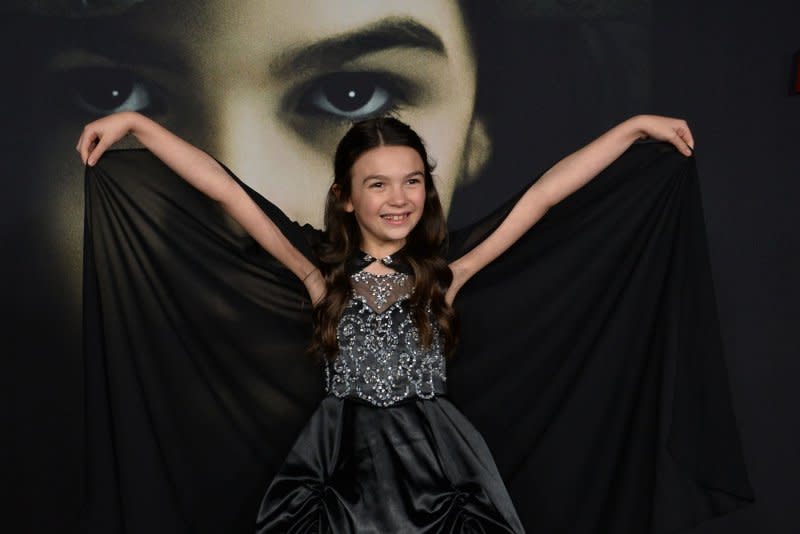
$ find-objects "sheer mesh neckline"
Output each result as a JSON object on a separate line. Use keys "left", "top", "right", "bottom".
{"left": 350, "top": 270, "right": 412, "bottom": 314}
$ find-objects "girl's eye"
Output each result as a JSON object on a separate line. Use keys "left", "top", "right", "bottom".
{"left": 407, "top": 178, "right": 421, "bottom": 184}
{"left": 53, "top": 67, "right": 166, "bottom": 116}
{"left": 294, "top": 71, "right": 411, "bottom": 121}
{"left": 369, "top": 182, "right": 384, "bottom": 189}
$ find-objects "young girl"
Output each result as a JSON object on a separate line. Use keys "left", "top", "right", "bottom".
{"left": 77, "top": 111, "right": 694, "bottom": 532}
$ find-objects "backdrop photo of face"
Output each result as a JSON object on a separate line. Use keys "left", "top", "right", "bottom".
{"left": 1, "top": 1, "right": 651, "bottom": 531}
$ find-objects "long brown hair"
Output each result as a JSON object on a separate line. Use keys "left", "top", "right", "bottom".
{"left": 309, "top": 117, "right": 458, "bottom": 363}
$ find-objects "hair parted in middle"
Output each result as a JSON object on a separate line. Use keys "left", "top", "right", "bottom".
{"left": 309, "top": 116, "right": 458, "bottom": 363}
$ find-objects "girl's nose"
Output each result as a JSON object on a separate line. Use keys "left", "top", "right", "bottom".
{"left": 388, "top": 186, "right": 408, "bottom": 205}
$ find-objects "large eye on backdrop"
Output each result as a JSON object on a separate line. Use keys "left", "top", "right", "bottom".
{"left": 293, "top": 71, "right": 413, "bottom": 121}
{"left": 54, "top": 66, "right": 166, "bottom": 116}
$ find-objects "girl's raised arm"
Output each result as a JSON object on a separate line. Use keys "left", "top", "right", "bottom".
{"left": 445, "top": 114, "right": 694, "bottom": 306}
{"left": 77, "top": 111, "right": 324, "bottom": 303}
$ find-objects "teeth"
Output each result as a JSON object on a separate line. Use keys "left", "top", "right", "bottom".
{"left": 382, "top": 214, "right": 407, "bottom": 221}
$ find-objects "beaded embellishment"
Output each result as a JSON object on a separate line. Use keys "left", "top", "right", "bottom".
{"left": 325, "top": 271, "right": 447, "bottom": 407}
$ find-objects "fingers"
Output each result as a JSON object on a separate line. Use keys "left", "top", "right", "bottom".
{"left": 87, "top": 136, "right": 108, "bottom": 166}
{"left": 79, "top": 132, "right": 89, "bottom": 165}
{"left": 77, "top": 113, "right": 130, "bottom": 165}
{"left": 81, "top": 133, "right": 96, "bottom": 165}
{"left": 672, "top": 130, "right": 692, "bottom": 156}
{"left": 672, "top": 120, "right": 694, "bottom": 157}
{"left": 77, "top": 123, "right": 103, "bottom": 165}
{"left": 77, "top": 125, "right": 93, "bottom": 165}
{"left": 680, "top": 123, "right": 695, "bottom": 151}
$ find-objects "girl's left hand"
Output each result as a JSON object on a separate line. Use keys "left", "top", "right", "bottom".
{"left": 630, "top": 114, "right": 695, "bottom": 157}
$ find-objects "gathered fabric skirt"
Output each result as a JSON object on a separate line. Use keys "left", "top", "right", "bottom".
{"left": 256, "top": 394, "right": 526, "bottom": 533}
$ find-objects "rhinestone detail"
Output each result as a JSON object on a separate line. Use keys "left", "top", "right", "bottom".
{"left": 325, "top": 271, "right": 447, "bottom": 407}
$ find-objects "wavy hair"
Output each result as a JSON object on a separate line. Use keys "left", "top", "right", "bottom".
{"left": 309, "top": 117, "right": 458, "bottom": 363}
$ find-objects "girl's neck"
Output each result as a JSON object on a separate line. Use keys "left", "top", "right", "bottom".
{"left": 360, "top": 241, "right": 405, "bottom": 261}
{"left": 349, "top": 241, "right": 413, "bottom": 276}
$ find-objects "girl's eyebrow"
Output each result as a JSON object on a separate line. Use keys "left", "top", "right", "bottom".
{"left": 269, "top": 16, "right": 447, "bottom": 79}
{"left": 362, "top": 171, "right": 424, "bottom": 184}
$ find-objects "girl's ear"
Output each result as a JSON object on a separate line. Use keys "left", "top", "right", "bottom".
{"left": 332, "top": 184, "right": 354, "bottom": 213}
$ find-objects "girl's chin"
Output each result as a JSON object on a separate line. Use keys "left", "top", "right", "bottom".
{"left": 370, "top": 228, "right": 412, "bottom": 246}
{"left": 378, "top": 231, "right": 411, "bottom": 243}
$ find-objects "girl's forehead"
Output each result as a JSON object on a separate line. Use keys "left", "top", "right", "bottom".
{"left": 350, "top": 146, "right": 425, "bottom": 179}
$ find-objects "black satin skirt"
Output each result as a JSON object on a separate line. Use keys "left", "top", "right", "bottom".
{"left": 256, "top": 394, "right": 525, "bottom": 533}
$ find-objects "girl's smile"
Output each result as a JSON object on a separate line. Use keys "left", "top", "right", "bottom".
{"left": 381, "top": 212, "right": 412, "bottom": 224}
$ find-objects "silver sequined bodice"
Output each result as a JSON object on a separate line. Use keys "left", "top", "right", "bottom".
{"left": 324, "top": 270, "right": 447, "bottom": 407}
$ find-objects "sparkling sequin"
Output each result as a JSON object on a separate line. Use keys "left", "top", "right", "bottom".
{"left": 325, "top": 271, "right": 447, "bottom": 407}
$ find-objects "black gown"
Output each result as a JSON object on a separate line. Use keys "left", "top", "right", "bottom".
{"left": 256, "top": 268, "right": 525, "bottom": 533}
{"left": 81, "top": 142, "right": 754, "bottom": 533}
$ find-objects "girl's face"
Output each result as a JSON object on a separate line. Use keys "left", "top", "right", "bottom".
{"left": 344, "top": 145, "right": 427, "bottom": 255}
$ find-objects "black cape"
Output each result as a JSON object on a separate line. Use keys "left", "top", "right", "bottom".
{"left": 81, "top": 142, "right": 754, "bottom": 533}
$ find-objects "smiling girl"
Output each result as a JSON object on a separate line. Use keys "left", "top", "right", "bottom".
{"left": 77, "top": 109, "right": 692, "bottom": 532}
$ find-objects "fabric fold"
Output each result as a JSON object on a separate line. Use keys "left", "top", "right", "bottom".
{"left": 82, "top": 142, "right": 753, "bottom": 532}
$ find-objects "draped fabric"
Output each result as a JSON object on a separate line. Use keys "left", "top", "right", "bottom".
{"left": 81, "top": 142, "right": 753, "bottom": 533}
{"left": 255, "top": 395, "right": 526, "bottom": 533}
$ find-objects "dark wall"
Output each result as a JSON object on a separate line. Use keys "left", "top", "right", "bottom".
{"left": 652, "top": 2, "right": 798, "bottom": 532}
{"left": 452, "top": 4, "right": 800, "bottom": 530}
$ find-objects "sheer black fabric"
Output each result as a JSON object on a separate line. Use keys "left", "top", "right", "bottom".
{"left": 81, "top": 142, "right": 753, "bottom": 533}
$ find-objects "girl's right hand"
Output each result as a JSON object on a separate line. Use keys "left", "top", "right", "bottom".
{"left": 76, "top": 111, "right": 139, "bottom": 166}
